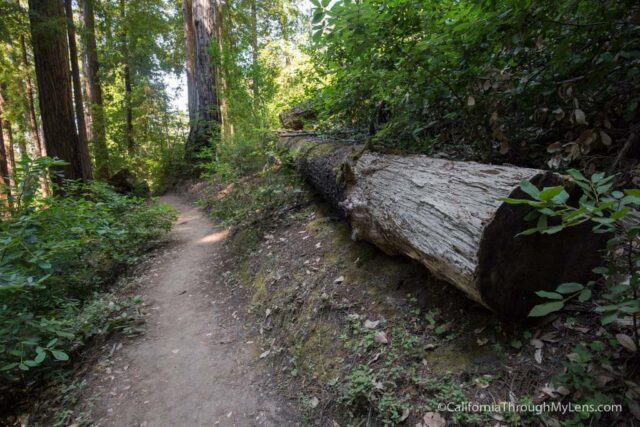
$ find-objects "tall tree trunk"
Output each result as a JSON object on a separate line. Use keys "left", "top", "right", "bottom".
{"left": 184, "top": 0, "right": 221, "bottom": 172}
{"left": 0, "top": 114, "right": 11, "bottom": 206}
{"left": 82, "top": 55, "right": 93, "bottom": 139}
{"left": 279, "top": 5, "right": 290, "bottom": 66}
{"left": 0, "top": 86, "right": 16, "bottom": 191}
{"left": 250, "top": 0, "right": 259, "bottom": 111}
{"left": 17, "top": 26, "right": 51, "bottom": 195}
{"left": 17, "top": 10, "right": 45, "bottom": 158}
{"left": 82, "top": 0, "right": 109, "bottom": 177}
{"left": 213, "top": 0, "right": 231, "bottom": 136}
{"left": 28, "top": 0, "right": 91, "bottom": 186}
{"left": 64, "top": 0, "right": 92, "bottom": 180}
{"left": 182, "top": 0, "right": 196, "bottom": 131}
{"left": 119, "top": 0, "right": 134, "bottom": 155}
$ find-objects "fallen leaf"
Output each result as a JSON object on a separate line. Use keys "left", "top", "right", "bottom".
{"left": 541, "top": 386, "right": 557, "bottom": 398}
{"left": 259, "top": 350, "right": 271, "bottom": 359}
{"left": 467, "top": 96, "right": 476, "bottom": 107}
{"left": 595, "top": 374, "right": 614, "bottom": 388}
{"left": 599, "top": 130, "right": 612, "bottom": 146}
{"left": 534, "top": 348, "right": 543, "bottom": 364}
{"left": 422, "top": 412, "right": 446, "bottom": 427}
{"left": 547, "top": 142, "right": 563, "bottom": 153}
{"left": 171, "top": 349, "right": 180, "bottom": 354}
{"left": 616, "top": 333, "right": 637, "bottom": 352}
{"left": 540, "top": 332, "right": 560, "bottom": 343}
{"left": 334, "top": 276, "right": 345, "bottom": 284}
{"left": 364, "top": 319, "right": 379, "bottom": 329}
{"left": 372, "top": 380, "right": 384, "bottom": 390}
{"left": 530, "top": 338, "right": 544, "bottom": 349}
{"left": 374, "top": 331, "right": 389, "bottom": 344}
{"left": 574, "top": 109, "right": 587, "bottom": 125}
{"left": 309, "top": 396, "right": 320, "bottom": 408}
{"left": 548, "top": 154, "right": 563, "bottom": 168}
{"left": 553, "top": 108, "right": 565, "bottom": 121}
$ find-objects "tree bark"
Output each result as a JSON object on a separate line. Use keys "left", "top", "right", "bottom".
{"left": 65, "top": 0, "right": 92, "bottom": 180}
{"left": 0, "top": 113, "right": 11, "bottom": 207}
{"left": 250, "top": 0, "right": 259, "bottom": 111}
{"left": 0, "top": 84, "right": 17, "bottom": 191}
{"left": 119, "top": 0, "right": 134, "bottom": 155}
{"left": 279, "top": 3, "right": 290, "bottom": 66}
{"left": 182, "top": 0, "right": 196, "bottom": 130}
{"left": 17, "top": 19, "right": 50, "bottom": 196}
{"left": 81, "top": 0, "right": 109, "bottom": 177}
{"left": 279, "top": 133, "right": 607, "bottom": 318}
{"left": 17, "top": 11, "right": 44, "bottom": 159}
{"left": 183, "top": 0, "right": 221, "bottom": 172}
{"left": 0, "top": 88, "right": 15, "bottom": 202}
{"left": 28, "top": 0, "right": 91, "bottom": 185}
{"left": 213, "top": 0, "right": 231, "bottom": 136}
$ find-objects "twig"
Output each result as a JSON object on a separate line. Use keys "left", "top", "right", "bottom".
{"left": 609, "top": 125, "right": 640, "bottom": 173}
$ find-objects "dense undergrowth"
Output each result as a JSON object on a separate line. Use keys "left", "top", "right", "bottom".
{"left": 0, "top": 163, "right": 176, "bottom": 400}
{"left": 310, "top": 0, "right": 640, "bottom": 170}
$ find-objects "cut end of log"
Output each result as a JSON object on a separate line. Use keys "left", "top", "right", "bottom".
{"left": 476, "top": 172, "right": 607, "bottom": 318}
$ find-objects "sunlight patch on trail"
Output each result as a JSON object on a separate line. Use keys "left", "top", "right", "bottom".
{"left": 198, "top": 229, "right": 230, "bottom": 245}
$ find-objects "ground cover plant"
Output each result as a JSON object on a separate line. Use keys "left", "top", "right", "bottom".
{"left": 0, "top": 158, "right": 176, "bottom": 397}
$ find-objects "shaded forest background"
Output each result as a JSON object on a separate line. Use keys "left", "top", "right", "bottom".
{"left": 0, "top": 0, "right": 639, "bottom": 425}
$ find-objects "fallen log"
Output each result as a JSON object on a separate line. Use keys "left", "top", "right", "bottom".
{"left": 279, "top": 104, "right": 317, "bottom": 130}
{"left": 279, "top": 132, "right": 606, "bottom": 318}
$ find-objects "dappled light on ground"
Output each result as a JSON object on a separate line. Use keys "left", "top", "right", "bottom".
{"left": 198, "top": 229, "right": 230, "bottom": 245}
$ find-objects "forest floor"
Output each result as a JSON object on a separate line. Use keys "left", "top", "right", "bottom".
{"left": 188, "top": 168, "right": 634, "bottom": 426}
{"left": 69, "top": 194, "right": 297, "bottom": 426}
{"left": 15, "top": 171, "right": 631, "bottom": 426}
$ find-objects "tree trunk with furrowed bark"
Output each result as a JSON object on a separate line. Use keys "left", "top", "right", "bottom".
{"left": 183, "top": 0, "right": 222, "bottom": 172}
{"left": 29, "top": 0, "right": 91, "bottom": 185}
{"left": 278, "top": 132, "right": 607, "bottom": 318}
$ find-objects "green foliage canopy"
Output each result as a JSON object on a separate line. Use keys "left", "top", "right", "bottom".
{"left": 310, "top": 0, "right": 640, "bottom": 166}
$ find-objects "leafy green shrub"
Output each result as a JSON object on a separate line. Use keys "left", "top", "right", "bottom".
{"left": 201, "top": 164, "right": 304, "bottom": 227}
{"left": 505, "top": 169, "right": 639, "bottom": 423}
{"left": 0, "top": 165, "right": 176, "bottom": 386}
{"left": 310, "top": 0, "right": 639, "bottom": 165}
{"left": 502, "top": 170, "right": 639, "bottom": 326}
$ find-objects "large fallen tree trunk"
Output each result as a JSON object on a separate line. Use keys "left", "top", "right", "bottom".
{"left": 279, "top": 132, "right": 606, "bottom": 318}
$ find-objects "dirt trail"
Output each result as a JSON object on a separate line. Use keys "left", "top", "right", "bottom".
{"left": 84, "top": 195, "right": 293, "bottom": 427}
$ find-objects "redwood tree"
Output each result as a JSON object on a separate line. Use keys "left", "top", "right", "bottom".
{"left": 0, "top": 85, "right": 16, "bottom": 189}
{"left": 183, "top": 0, "right": 221, "bottom": 172}
{"left": 119, "top": 0, "right": 133, "bottom": 155}
{"left": 81, "top": 0, "right": 109, "bottom": 177}
{"left": 28, "top": 0, "right": 91, "bottom": 184}
{"left": 64, "top": 0, "right": 92, "bottom": 180}
{"left": 0, "top": 88, "right": 13, "bottom": 203}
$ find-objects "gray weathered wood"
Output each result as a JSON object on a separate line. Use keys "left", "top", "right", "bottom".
{"left": 280, "top": 133, "right": 606, "bottom": 317}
